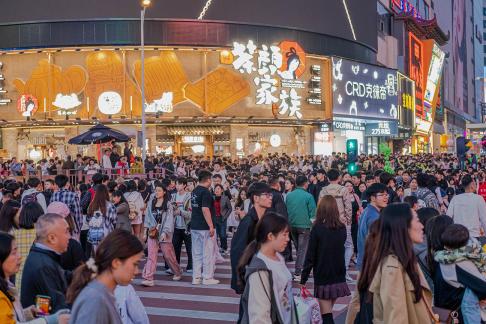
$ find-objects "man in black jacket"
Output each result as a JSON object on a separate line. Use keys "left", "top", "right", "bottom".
{"left": 21, "top": 213, "right": 71, "bottom": 312}
{"left": 230, "top": 182, "right": 273, "bottom": 295}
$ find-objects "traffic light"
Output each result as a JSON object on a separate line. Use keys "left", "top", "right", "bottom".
{"left": 347, "top": 139, "right": 358, "bottom": 175}
{"left": 456, "top": 136, "right": 472, "bottom": 157}
{"left": 347, "top": 139, "right": 358, "bottom": 163}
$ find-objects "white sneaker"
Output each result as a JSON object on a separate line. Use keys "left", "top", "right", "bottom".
{"left": 192, "top": 278, "right": 202, "bottom": 285}
{"left": 293, "top": 275, "right": 301, "bottom": 283}
{"left": 172, "top": 275, "right": 182, "bottom": 281}
{"left": 186, "top": 268, "right": 193, "bottom": 273}
{"left": 141, "top": 279, "right": 155, "bottom": 287}
{"left": 202, "top": 278, "right": 220, "bottom": 285}
{"left": 165, "top": 269, "right": 174, "bottom": 275}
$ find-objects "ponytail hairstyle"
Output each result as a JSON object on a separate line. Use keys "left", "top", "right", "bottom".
{"left": 0, "top": 232, "right": 15, "bottom": 302}
{"left": 66, "top": 229, "right": 143, "bottom": 303}
{"left": 236, "top": 212, "right": 289, "bottom": 288}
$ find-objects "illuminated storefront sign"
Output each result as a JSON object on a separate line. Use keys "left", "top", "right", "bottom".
{"left": 333, "top": 120, "right": 365, "bottom": 131}
{"left": 409, "top": 33, "right": 424, "bottom": 116}
{"left": 424, "top": 43, "right": 445, "bottom": 108}
{"left": 319, "top": 122, "right": 333, "bottom": 132}
{"left": 98, "top": 91, "right": 122, "bottom": 115}
{"left": 390, "top": 0, "right": 422, "bottom": 19}
{"left": 397, "top": 73, "right": 415, "bottom": 128}
{"left": 17, "top": 94, "right": 38, "bottom": 117}
{"left": 307, "top": 65, "right": 322, "bottom": 105}
{"left": 270, "top": 134, "right": 282, "bottom": 147}
{"left": 365, "top": 121, "right": 398, "bottom": 137}
{"left": 182, "top": 136, "right": 204, "bottom": 144}
{"left": 145, "top": 92, "right": 174, "bottom": 113}
{"left": 53, "top": 93, "right": 82, "bottom": 116}
{"left": 0, "top": 62, "right": 11, "bottom": 106}
{"left": 230, "top": 40, "right": 310, "bottom": 119}
{"left": 331, "top": 57, "right": 398, "bottom": 119}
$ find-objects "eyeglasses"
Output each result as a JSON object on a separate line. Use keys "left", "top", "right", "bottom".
{"left": 259, "top": 193, "right": 273, "bottom": 198}
{"left": 376, "top": 193, "right": 389, "bottom": 198}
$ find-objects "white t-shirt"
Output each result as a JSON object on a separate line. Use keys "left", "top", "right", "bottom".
{"left": 257, "top": 252, "right": 293, "bottom": 324}
{"left": 447, "top": 192, "right": 486, "bottom": 238}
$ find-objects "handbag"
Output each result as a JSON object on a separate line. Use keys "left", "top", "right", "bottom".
{"left": 148, "top": 208, "right": 168, "bottom": 239}
{"left": 422, "top": 291, "right": 440, "bottom": 324}
{"left": 293, "top": 287, "right": 322, "bottom": 324}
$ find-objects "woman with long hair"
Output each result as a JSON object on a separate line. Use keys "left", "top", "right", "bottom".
{"left": 87, "top": 185, "right": 117, "bottom": 253}
{"left": 67, "top": 230, "right": 144, "bottom": 324}
{"left": 112, "top": 191, "right": 131, "bottom": 232}
{"left": 0, "top": 232, "right": 69, "bottom": 323}
{"left": 238, "top": 212, "right": 296, "bottom": 324}
{"left": 0, "top": 201, "right": 20, "bottom": 233}
{"left": 359, "top": 203, "right": 433, "bottom": 323}
{"left": 301, "top": 195, "right": 350, "bottom": 324}
{"left": 10, "top": 202, "right": 44, "bottom": 291}
{"left": 234, "top": 187, "right": 250, "bottom": 220}
{"left": 283, "top": 177, "right": 295, "bottom": 202}
{"left": 123, "top": 180, "right": 144, "bottom": 240}
{"left": 141, "top": 182, "right": 181, "bottom": 286}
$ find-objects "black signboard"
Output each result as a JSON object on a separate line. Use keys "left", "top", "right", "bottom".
{"left": 319, "top": 122, "right": 333, "bottom": 132}
{"left": 365, "top": 121, "right": 398, "bottom": 137}
{"left": 333, "top": 120, "right": 365, "bottom": 131}
{"left": 397, "top": 74, "right": 415, "bottom": 129}
{"left": 331, "top": 57, "right": 398, "bottom": 120}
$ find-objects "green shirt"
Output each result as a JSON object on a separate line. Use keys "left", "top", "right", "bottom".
{"left": 285, "top": 187, "right": 317, "bottom": 229}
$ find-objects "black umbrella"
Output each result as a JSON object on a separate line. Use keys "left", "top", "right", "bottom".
{"left": 68, "top": 124, "right": 129, "bottom": 145}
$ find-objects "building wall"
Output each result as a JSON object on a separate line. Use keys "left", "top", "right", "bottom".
{"left": 436, "top": 0, "right": 481, "bottom": 122}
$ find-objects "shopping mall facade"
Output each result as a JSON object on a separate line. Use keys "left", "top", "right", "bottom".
{"left": 0, "top": 0, "right": 447, "bottom": 159}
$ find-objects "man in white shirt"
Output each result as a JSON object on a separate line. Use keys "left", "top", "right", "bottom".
{"left": 447, "top": 175, "right": 486, "bottom": 241}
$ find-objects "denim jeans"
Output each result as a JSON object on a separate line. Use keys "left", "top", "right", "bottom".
{"left": 291, "top": 227, "right": 310, "bottom": 276}
{"left": 462, "top": 288, "right": 481, "bottom": 324}
{"left": 345, "top": 225, "right": 354, "bottom": 270}
{"left": 214, "top": 217, "right": 228, "bottom": 251}
{"left": 191, "top": 230, "right": 216, "bottom": 280}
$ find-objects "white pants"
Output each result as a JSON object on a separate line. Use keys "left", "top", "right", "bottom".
{"left": 345, "top": 225, "right": 354, "bottom": 270}
{"left": 191, "top": 230, "right": 216, "bottom": 280}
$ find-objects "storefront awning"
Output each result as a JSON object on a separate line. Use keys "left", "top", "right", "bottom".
{"left": 167, "top": 126, "right": 225, "bottom": 136}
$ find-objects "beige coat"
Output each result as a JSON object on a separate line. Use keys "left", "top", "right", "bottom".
{"left": 369, "top": 254, "right": 434, "bottom": 324}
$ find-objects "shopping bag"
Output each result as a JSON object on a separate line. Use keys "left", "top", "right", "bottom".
{"left": 293, "top": 287, "right": 322, "bottom": 324}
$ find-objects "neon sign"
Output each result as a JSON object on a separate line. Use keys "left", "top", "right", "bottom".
{"left": 391, "top": 0, "right": 422, "bottom": 19}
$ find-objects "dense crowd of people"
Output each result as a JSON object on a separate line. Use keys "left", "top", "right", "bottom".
{"left": 0, "top": 149, "right": 485, "bottom": 323}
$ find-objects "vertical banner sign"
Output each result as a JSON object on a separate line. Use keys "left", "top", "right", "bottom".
{"left": 397, "top": 73, "right": 415, "bottom": 128}
{"left": 0, "top": 62, "right": 12, "bottom": 106}
{"left": 409, "top": 32, "right": 424, "bottom": 120}
{"left": 479, "top": 182, "right": 486, "bottom": 202}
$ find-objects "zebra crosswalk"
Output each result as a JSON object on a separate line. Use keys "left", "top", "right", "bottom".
{"left": 134, "top": 248, "right": 356, "bottom": 323}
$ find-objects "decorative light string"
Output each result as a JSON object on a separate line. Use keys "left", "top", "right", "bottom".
{"left": 198, "top": 0, "right": 213, "bottom": 20}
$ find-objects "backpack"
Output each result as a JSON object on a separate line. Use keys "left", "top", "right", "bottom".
{"left": 21, "top": 192, "right": 38, "bottom": 206}
{"left": 416, "top": 189, "right": 435, "bottom": 209}
{"left": 87, "top": 210, "right": 105, "bottom": 245}
{"left": 127, "top": 193, "right": 138, "bottom": 221}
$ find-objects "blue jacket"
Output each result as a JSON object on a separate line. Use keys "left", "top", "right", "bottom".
{"left": 356, "top": 204, "right": 380, "bottom": 270}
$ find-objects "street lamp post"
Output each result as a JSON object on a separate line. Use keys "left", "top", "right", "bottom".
{"left": 140, "top": 0, "right": 151, "bottom": 172}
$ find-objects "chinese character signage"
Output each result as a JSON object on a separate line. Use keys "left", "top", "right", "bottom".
{"left": 365, "top": 121, "right": 398, "bottom": 137}
{"left": 331, "top": 57, "right": 398, "bottom": 120}
{"left": 0, "top": 62, "right": 11, "bottom": 106}
{"left": 17, "top": 94, "right": 38, "bottom": 118}
{"left": 397, "top": 73, "right": 415, "bottom": 128}
{"left": 333, "top": 120, "right": 365, "bottom": 131}
{"left": 408, "top": 33, "right": 426, "bottom": 122}
{"left": 230, "top": 40, "right": 318, "bottom": 120}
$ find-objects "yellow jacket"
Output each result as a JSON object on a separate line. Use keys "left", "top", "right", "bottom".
{"left": 0, "top": 289, "right": 15, "bottom": 324}
{"left": 369, "top": 254, "right": 433, "bottom": 324}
